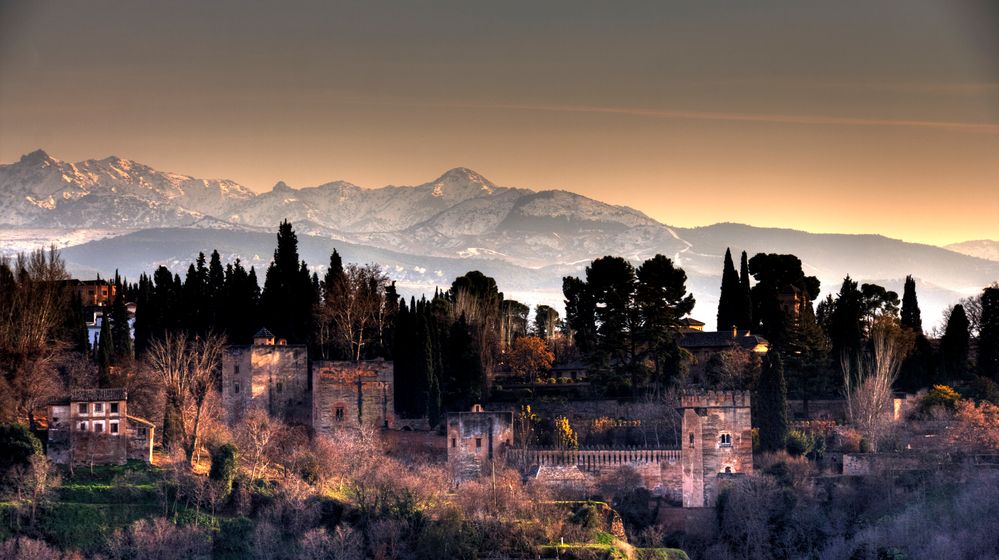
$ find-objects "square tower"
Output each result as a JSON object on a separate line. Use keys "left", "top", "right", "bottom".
{"left": 680, "top": 390, "right": 753, "bottom": 508}
{"left": 221, "top": 328, "right": 310, "bottom": 424}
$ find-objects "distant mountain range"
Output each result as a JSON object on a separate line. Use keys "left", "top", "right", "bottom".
{"left": 945, "top": 240, "right": 999, "bottom": 263}
{"left": 2, "top": 150, "right": 997, "bottom": 331}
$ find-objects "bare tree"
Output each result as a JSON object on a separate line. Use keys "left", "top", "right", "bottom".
{"left": 234, "top": 407, "right": 286, "bottom": 480}
{"left": 842, "top": 319, "right": 907, "bottom": 452}
{"left": 323, "top": 263, "right": 388, "bottom": 361}
{"left": 146, "top": 331, "right": 225, "bottom": 464}
{"left": 0, "top": 248, "right": 70, "bottom": 425}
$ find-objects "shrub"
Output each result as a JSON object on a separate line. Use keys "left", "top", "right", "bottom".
{"left": 916, "top": 384, "right": 961, "bottom": 416}
{"left": 209, "top": 443, "right": 238, "bottom": 497}
{"left": 0, "top": 423, "right": 43, "bottom": 472}
{"left": 966, "top": 377, "right": 999, "bottom": 405}
{"left": 785, "top": 429, "right": 825, "bottom": 459}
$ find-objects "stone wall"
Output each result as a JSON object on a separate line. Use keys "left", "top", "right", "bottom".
{"left": 680, "top": 390, "right": 753, "bottom": 507}
{"left": 222, "top": 343, "right": 309, "bottom": 424}
{"left": 313, "top": 360, "right": 394, "bottom": 435}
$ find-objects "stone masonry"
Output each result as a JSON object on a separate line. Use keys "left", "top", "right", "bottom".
{"left": 312, "top": 359, "right": 395, "bottom": 434}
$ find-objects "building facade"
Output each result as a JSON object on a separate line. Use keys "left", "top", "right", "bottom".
{"left": 221, "top": 328, "right": 310, "bottom": 424}
{"left": 312, "top": 359, "right": 395, "bottom": 435}
{"left": 47, "top": 388, "right": 154, "bottom": 465}
{"left": 447, "top": 405, "right": 514, "bottom": 478}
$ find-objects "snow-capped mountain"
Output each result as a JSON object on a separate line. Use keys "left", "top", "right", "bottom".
{"left": 3, "top": 150, "right": 998, "bottom": 326}
{"left": 0, "top": 150, "right": 254, "bottom": 228}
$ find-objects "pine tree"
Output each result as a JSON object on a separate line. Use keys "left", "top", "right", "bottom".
{"left": 978, "top": 287, "right": 999, "bottom": 380}
{"left": 755, "top": 351, "right": 788, "bottom": 452}
{"left": 900, "top": 275, "right": 922, "bottom": 333}
{"left": 738, "top": 251, "right": 753, "bottom": 330}
{"left": 940, "top": 304, "right": 971, "bottom": 380}
{"left": 716, "top": 248, "right": 740, "bottom": 331}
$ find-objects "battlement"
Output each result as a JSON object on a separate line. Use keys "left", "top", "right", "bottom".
{"left": 680, "top": 390, "right": 751, "bottom": 409}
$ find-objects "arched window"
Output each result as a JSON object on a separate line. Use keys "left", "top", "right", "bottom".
{"left": 719, "top": 433, "right": 732, "bottom": 447}
{"left": 724, "top": 466, "right": 733, "bottom": 474}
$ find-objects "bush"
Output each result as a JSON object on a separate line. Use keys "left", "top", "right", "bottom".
{"left": 785, "top": 429, "right": 825, "bottom": 459}
{"left": 0, "top": 423, "right": 43, "bottom": 472}
{"left": 916, "top": 384, "right": 961, "bottom": 417}
{"left": 966, "top": 377, "right": 999, "bottom": 405}
{"left": 209, "top": 443, "right": 238, "bottom": 497}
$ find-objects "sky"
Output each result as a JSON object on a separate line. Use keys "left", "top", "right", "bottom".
{"left": 1, "top": 0, "right": 998, "bottom": 246}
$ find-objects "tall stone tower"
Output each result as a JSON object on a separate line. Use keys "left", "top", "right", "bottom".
{"left": 680, "top": 390, "right": 753, "bottom": 508}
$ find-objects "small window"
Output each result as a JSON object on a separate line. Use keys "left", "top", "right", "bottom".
{"left": 93, "top": 402, "right": 103, "bottom": 413}
{"left": 137, "top": 427, "right": 148, "bottom": 437}
{"left": 335, "top": 407, "right": 344, "bottom": 421}
{"left": 79, "top": 422, "right": 87, "bottom": 431}
{"left": 724, "top": 466, "right": 733, "bottom": 474}
{"left": 451, "top": 438, "right": 456, "bottom": 448}
{"left": 110, "top": 402, "right": 119, "bottom": 414}
{"left": 233, "top": 382, "right": 240, "bottom": 394}
{"left": 78, "top": 403, "right": 88, "bottom": 414}
{"left": 110, "top": 422, "right": 119, "bottom": 434}
{"left": 720, "top": 433, "right": 732, "bottom": 447}
{"left": 94, "top": 422, "right": 104, "bottom": 433}
{"left": 689, "top": 433, "right": 695, "bottom": 448}
{"left": 276, "top": 382, "right": 283, "bottom": 393}
{"left": 234, "top": 365, "right": 240, "bottom": 374}
{"left": 475, "top": 438, "right": 482, "bottom": 449}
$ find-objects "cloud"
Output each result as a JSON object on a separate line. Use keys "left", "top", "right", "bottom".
{"left": 450, "top": 102, "right": 999, "bottom": 135}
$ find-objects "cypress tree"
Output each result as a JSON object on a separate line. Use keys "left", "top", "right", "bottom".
{"left": 978, "top": 287, "right": 999, "bottom": 380}
{"left": 109, "top": 283, "right": 132, "bottom": 363}
{"left": 97, "top": 313, "right": 113, "bottom": 385}
{"left": 420, "top": 309, "right": 442, "bottom": 427}
{"left": 261, "top": 221, "right": 314, "bottom": 343}
{"left": 738, "top": 251, "right": 753, "bottom": 330}
{"left": 940, "top": 304, "right": 971, "bottom": 380}
{"left": 716, "top": 248, "right": 740, "bottom": 331}
{"left": 755, "top": 351, "right": 788, "bottom": 453}
{"left": 900, "top": 275, "right": 922, "bottom": 333}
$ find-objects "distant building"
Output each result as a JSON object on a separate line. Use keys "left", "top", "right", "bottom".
{"left": 447, "top": 404, "right": 514, "bottom": 479}
{"left": 312, "top": 360, "right": 395, "bottom": 434}
{"left": 46, "top": 388, "right": 154, "bottom": 466}
{"left": 679, "top": 326, "right": 769, "bottom": 378}
{"left": 679, "top": 317, "right": 706, "bottom": 332}
{"left": 679, "top": 390, "right": 754, "bottom": 507}
{"left": 221, "top": 328, "right": 310, "bottom": 424}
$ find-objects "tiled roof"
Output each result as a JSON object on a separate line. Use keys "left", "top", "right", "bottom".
{"left": 253, "top": 327, "right": 275, "bottom": 339}
{"left": 679, "top": 330, "right": 768, "bottom": 350}
{"left": 70, "top": 388, "right": 127, "bottom": 402}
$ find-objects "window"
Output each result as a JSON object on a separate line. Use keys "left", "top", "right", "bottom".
{"left": 234, "top": 365, "right": 240, "bottom": 374}
{"left": 137, "top": 427, "right": 148, "bottom": 437}
{"left": 78, "top": 403, "right": 88, "bottom": 415}
{"left": 78, "top": 422, "right": 87, "bottom": 431}
{"left": 233, "top": 382, "right": 240, "bottom": 394}
{"left": 475, "top": 438, "right": 482, "bottom": 449}
{"left": 335, "top": 407, "right": 344, "bottom": 421}
{"left": 689, "top": 433, "right": 694, "bottom": 448}
{"left": 451, "top": 438, "right": 456, "bottom": 448}
{"left": 110, "top": 422, "right": 119, "bottom": 434}
{"left": 724, "top": 466, "right": 733, "bottom": 474}
{"left": 110, "top": 402, "right": 119, "bottom": 414}
{"left": 276, "top": 382, "right": 283, "bottom": 393}
{"left": 94, "top": 422, "right": 104, "bottom": 433}
{"left": 93, "top": 402, "right": 103, "bottom": 413}
{"left": 720, "top": 433, "right": 732, "bottom": 447}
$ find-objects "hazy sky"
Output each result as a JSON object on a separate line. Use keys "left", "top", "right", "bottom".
{"left": 2, "top": 0, "right": 998, "bottom": 245}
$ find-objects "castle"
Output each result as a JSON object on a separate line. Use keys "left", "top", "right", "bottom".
{"left": 453, "top": 391, "right": 753, "bottom": 508}
{"left": 219, "top": 327, "right": 754, "bottom": 509}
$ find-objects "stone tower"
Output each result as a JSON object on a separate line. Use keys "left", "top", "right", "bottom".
{"left": 680, "top": 390, "right": 753, "bottom": 508}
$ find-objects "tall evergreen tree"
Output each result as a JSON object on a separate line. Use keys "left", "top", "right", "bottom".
{"left": 109, "top": 279, "right": 132, "bottom": 363}
{"left": 900, "top": 275, "right": 922, "bottom": 333}
{"left": 737, "top": 251, "right": 753, "bottom": 330}
{"left": 941, "top": 304, "right": 971, "bottom": 380}
{"left": 260, "top": 221, "right": 315, "bottom": 343}
{"left": 716, "top": 248, "right": 740, "bottom": 331}
{"left": 978, "top": 287, "right": 999, "bottom": 380}
{"left": 755, "top": 351, "right": 788, "bottom": 453}
{"left": 828, "top": 276, "right": 864, "bottom": 360}
{"left": 443, "top": 313, "right": 484, "bottom": 410}
{"left": 96, "top": 312, "right": 113, "bottom": 384}
{"left": 636, "top": 254, "right": 695, "bottom": 391}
